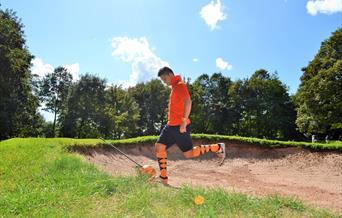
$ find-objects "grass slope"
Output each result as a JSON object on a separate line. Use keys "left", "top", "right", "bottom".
{"left": 64, "top": 134, "right": 342, "bottom": 150}
{"left": 0, "top": 138, "right": 340, "bottom": 217}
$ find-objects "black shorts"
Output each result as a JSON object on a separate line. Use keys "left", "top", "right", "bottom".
{"left": 156, "top": 124, "right": 193, "bottom": 152}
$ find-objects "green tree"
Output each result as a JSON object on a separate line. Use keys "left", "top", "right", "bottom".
{"left": 41, "top": 121, "right": 54, "bottom": 137}
{"left": 60, "top": 74, "right": 106, "bottom": 138}
{"left": 238, "top": 70, "right": 297, "bottom": 139}
{"left": 227, "top": 79, "right": 246, "bottom": 135}
{"left": 189, "top": 74, "right": 211, "bottom": 133}
{"left": 104, "top": 85, "right": 140, "bottom": 139}
{"left": 190, "top": 73, "right": 234, "bottom": 134}
{"left": 0, "top": 8, "right": 42, "bottom": 139}
{"left": 206, "top": 73, "right": 233, "bottom": 134}
{"left": 296, "top": 28, "right": 342, "bottom": 137}
{"left": 38, "top": 67, "right": 72, "bottom": 136}
{"left": 129, "top": 79, "right": 169, "bottom": 135}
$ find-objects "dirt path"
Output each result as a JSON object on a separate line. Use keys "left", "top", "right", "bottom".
{"left": 74, "top": 141, "right": 342, "bottom": 213}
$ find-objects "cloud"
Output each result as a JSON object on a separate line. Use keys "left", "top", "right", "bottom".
{"left": 200, "top": 0, "right": 227, "bottom": 30}
{"left": 216, "top": 57, "right": 232, "bottom": 71}
{"left": 306, "top": 0, "right": 342, "bottom": 15}
{"left": 62, "top": 63, "right": 80, "bottom": 81}
{"left": 193, "top": 58, "right": 199, "bottom": 62}
{"left": 111, "top": 36, "right": 169, "bottom": 88}
{"left": 31, "top": 58, "right": 80, "bottom": 81}
{"left": 31, "top": 58, "right": 54, "bottom": 77}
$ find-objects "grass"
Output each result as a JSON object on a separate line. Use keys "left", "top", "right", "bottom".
{"left": 0, "top": 138, "right": 341, "bottom": 217}
{"left": 64, "top": 134, "right": 342, "bottom": 151}
{"left": 192, "top": 134, "right": 342, "bottom": 150}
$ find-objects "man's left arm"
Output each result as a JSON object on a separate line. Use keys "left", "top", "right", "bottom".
{"left": 180, "top": 96, "right": 192, "bottom": 133}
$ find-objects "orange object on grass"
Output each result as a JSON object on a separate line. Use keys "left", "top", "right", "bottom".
{"left": 194, "top": 195, "right": 205, "bottom": 205}
{"left": 139, "top": 165, "right": 156, "bottom": 177}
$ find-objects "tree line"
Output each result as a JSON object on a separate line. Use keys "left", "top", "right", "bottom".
{"left": 1, "top": 8, "right": 341, "bottom": 141}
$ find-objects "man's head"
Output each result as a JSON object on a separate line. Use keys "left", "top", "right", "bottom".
{"left": 158, "top": 66, "right": 174, "bottom": 86}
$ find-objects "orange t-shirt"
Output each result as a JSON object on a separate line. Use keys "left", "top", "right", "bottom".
{"left": 167, "top": 75, "right": 191, "bottom": 126}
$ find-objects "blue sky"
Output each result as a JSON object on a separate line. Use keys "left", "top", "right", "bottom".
{"left": 2, "top": 1, "right": 341, "bottom": 94}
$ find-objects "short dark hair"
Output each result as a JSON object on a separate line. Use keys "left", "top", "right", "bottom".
{"left": 158, "top": 66, "right": 174, "bottom": 77}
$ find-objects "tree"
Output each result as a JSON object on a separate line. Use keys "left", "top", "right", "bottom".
{"left": 60, "top": 74, "right": 106, "bottom": 138}
{"left": 206, "top": 73, "right": 233, "bottom": 134}
{"left": 296, "top": 28, "right": 342, "bottom": 137}
{"left": 38, "top": 67, "right": 72, "bottom": 136}
{"left": 129, "top": 79, "right": 169, "bottom": 135}
{"left": 103, "top": 85, "right": 140, "bottom": 139}
{"left": 227, "top": 79, "right": 246, "bottom": 135}
{"left": 0, "top": 8, "right": 42, "bottom": 139}
{"left": 189, "top": 74, "right": 211, "bottom": 133}
{"left": 41, "top": 121, "right": 54, "bottom": 137}
{"left": 189, "top": 73, "right": 235, "bottom": 134}
{"left": 237, "top": 70, "right": 298, "bottom": 139}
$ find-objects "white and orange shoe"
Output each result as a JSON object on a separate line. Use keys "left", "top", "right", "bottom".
{"left": 216, "top": 143, "right": 226, "bottom": 166}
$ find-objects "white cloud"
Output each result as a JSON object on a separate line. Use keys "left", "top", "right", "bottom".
{"left": 62, "top": 63, "right": 80, "bottom": 81}
{"left": 111, "top": 36, "right": 169, "bottom": 88}
{"left": 216, "top": 57, "right": 232, "bottom": 71}
{"left": 116, "top": 79, "right": 136, "bottom": 89}
{"left": 306, "top": 0, "right": 342, "bottom": 15}
{"left": 193, "top": 58, "right": 199, "bottom": 62}
{"left": 31, "top": 58, "right": 80, "bottom": 81}
{"left": 31, "top": 58, "right": 54, "bottom": 77}
{"left": 200, "top": 0, "right": 227, "bottom": 30}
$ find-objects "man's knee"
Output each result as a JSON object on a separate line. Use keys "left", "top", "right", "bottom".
{"left": 183, "top": 150, "right": 194, "bottom": 158}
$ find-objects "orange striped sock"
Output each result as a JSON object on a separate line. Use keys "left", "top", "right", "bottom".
{"left": 192, "top": 144, "right": 221, "bottom": 157}
{"left": 156, "top": 150, "right": 168, "bottom": 181}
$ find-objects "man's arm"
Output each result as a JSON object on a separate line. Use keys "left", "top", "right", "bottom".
{"left": 183, "top": 97, "right": 192, "bottom": 120}
{"left": 180, "top": 96, "right": 192, "bottom": 133}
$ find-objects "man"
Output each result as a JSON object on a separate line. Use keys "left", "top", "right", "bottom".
{"left": 155, "top": 66, "right": 226, "bottom": 185}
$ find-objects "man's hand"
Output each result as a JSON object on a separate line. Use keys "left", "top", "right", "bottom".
{"left": 179, "top": 118, "right": 187, "bottom": 133}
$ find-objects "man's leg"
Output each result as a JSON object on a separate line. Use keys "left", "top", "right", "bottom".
{"left": 173, "top": 124, "right": 226, "bottom": 164}
{"left": 155, "top": 125, "right": 175, "bottom": 185}
{"left": 155, "top": 143, "right": 168, "bottom": 184}
{"left": 183, "top": 143, "right": 226, "bottom": 165}
{"left": 183, "top": 143, "right": 221, "bottom": 158}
